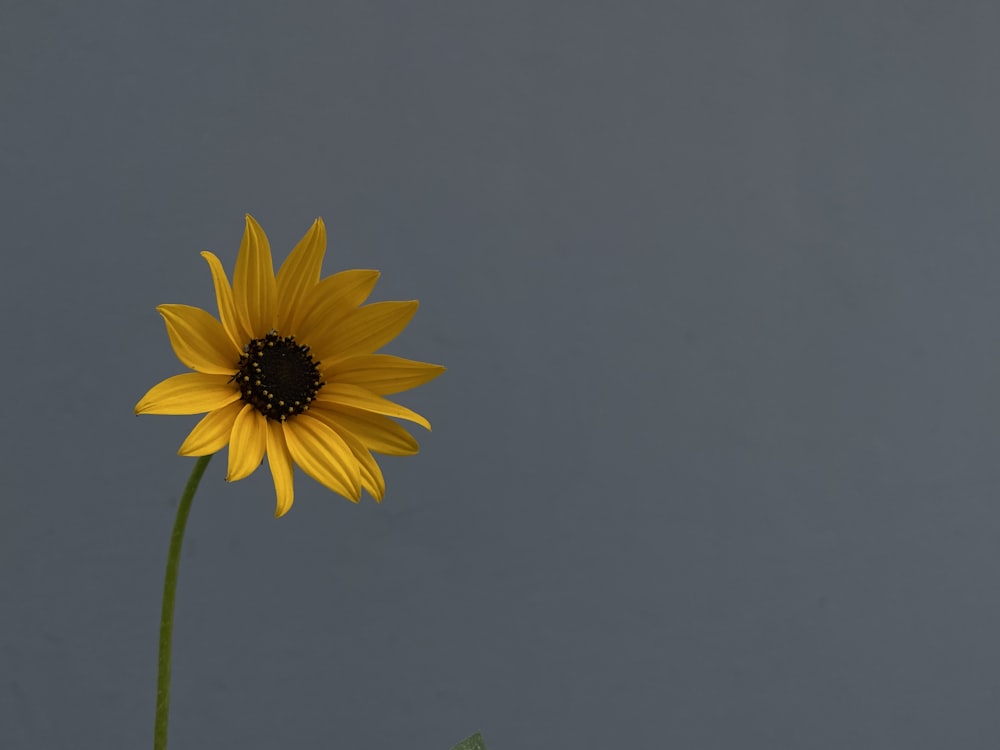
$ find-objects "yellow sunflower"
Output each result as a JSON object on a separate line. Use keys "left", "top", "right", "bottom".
{"left": 135, "top": 215, "right": 444, "bottom": 517}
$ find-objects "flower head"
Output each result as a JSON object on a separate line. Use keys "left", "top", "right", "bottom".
{"left": 136, "top": 216, "right": 444, "bottom": 517}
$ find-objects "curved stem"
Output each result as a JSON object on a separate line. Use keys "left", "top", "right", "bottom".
{"left": 154, "top": 454, "right": 213, "bottom": 750}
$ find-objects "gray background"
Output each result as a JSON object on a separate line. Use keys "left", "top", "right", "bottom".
{"left": 3, "top": 2, "right": 1000, "bottom": 748}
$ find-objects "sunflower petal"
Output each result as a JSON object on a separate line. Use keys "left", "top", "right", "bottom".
{"left": 310, "top": 412, "right": 386, "bottom": 501}
{"left": 309, "top": 402, "right": 420, "bottom": 456}
{"left": 323, "top": 354, "right": 445, "bottom": 395}
{"left": 201, "top": 251, "right": 249, "bottom": 350}
{"left": 276, "top": 218, "right": 326, "bottom": 333}
{"left": 135, "top": 373, "right": 241, "bottom": 415}
{"left": 266, "top": 421, "right": 296, "bottom": 517}
{"left": 178, "top": 400, "right": 244, "bottom": 455}
{"left": 157, "top": 304, "right": 241, "bottom": 375}
{"left": 233, "top": 215, "right": 277, "bottom": 337}
{"left": 296, "top": 269, "right": 381, "bottom": 345}
{"left": 226, "top": 404, "right": 267, "bottom": 482}
{"left": 314, "top": 383, "right": 431, "bottom": 430}
{"left": 304, "top": 269, "right": 381, "bottom": 315}
{"left": 283, "top": 414, "right": 361, "bottom": 502}
{"left": 310, "top": 300, "right": 418, "bottom": 364}
{"left": 303, "top": 268, "right": 381, "bottom": 319}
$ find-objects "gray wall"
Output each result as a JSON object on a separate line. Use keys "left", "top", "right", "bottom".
{"left": 4, "top": 2, "right": 1000, "bottom": 748}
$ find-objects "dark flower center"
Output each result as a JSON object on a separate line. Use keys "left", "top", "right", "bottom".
{"left": 234, "top": 332, "right": 324, "bottom": 421}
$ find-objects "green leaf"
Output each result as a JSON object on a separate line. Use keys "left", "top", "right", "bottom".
{"left": 450, "top": 732, "right": 487, "bottom": 750}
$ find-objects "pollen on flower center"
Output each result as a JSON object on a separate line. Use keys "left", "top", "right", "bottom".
{"left": 234, "top": 332, "right": 324, "bottom": 421}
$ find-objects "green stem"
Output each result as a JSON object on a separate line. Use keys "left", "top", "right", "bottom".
{"left": 154, "top": 454, "right": 213, "bottom": 750}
